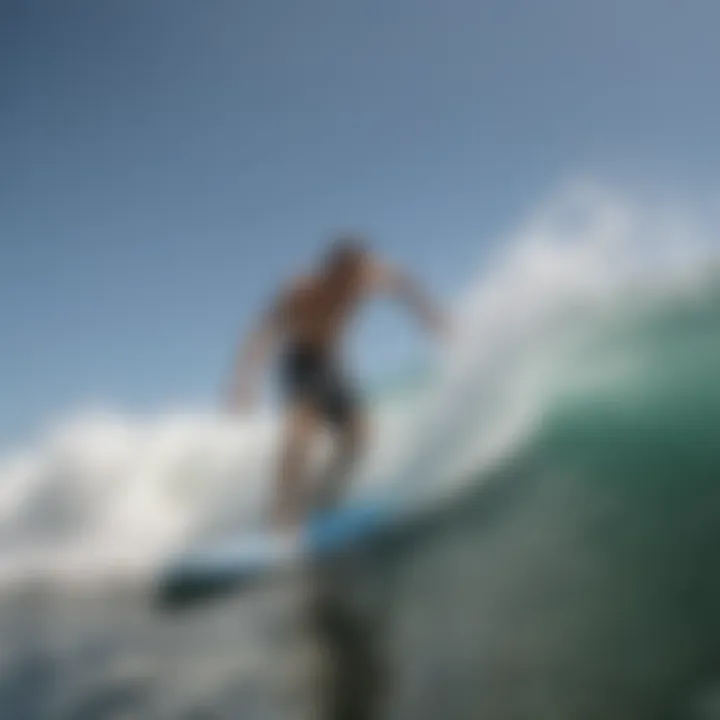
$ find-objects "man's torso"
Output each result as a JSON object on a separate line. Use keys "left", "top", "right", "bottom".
{"left": 276, "top": 270, "right": 370, "bottom": 421}
{"left": 280, "top": 270, "right": 369, "bottom": 354}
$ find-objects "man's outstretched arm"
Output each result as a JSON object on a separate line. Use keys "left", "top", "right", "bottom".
{"left": 225, "top": 292, "right": 287, "bottom": 411}
{"left": 370, "top": 262, "right": 449, "bottom": 337}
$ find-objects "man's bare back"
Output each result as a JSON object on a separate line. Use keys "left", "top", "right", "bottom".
{"left": 228, "top": 237, "right": 446, "bottom": 528}
{"left": 275, "top": 248, "right": 394, "bottom": 353}
{"left": 279, "top": 275, "right": 368, "bottom": 355}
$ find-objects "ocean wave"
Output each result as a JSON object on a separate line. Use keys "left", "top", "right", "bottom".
{"left": 1, "top": 182, "right": 718, "bottom": 585}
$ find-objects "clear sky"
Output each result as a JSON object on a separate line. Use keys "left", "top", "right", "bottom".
{"left": 2, "top": 0, "right": 719, "bottom": 448}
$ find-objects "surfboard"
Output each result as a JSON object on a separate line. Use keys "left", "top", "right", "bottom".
{"left": 157, "top": 498, "right": 397, "bottom": 607}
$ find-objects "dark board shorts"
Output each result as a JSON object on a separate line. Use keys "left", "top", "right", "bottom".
{"left": 279, "top": 343, "right": 360, "bottom": 429}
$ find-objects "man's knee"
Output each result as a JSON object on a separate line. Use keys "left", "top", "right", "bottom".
{"left": 338, "top": 413, "right": 365, "bottom": 459}
{"left": 287, "top": 401, "right": 319, "bottom": 437}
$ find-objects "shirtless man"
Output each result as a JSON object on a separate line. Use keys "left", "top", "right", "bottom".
{"left": 227, "top": 236, "right": 447, "bottom": 530}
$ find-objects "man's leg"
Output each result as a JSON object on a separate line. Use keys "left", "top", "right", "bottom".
{"left": 314, "top": 407, "right": 367, "bottom": 513}
{"left": 274, "top": 401, "right": 321, "bottom": 530}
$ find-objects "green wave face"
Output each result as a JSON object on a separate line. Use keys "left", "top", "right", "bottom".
{"left": 377, "top": 276, "right": 720, "bottom": 719}
{"left": 538, "top": 284, "right": 720, "bottom": 469}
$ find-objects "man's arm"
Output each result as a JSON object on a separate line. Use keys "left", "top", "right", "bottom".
{"left": 225, "top": 290, "right": 287, "bottom": 412}
{"left": 369, "top": 262, "right": 448, "bottom": 337}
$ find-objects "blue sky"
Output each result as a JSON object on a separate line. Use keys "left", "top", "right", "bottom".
{"left": 2, "top": 0, "right": 719, "bottom": 448}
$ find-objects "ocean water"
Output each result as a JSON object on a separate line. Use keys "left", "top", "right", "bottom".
{"left": 2, "top": 185, "right": 720, "bottom": 718}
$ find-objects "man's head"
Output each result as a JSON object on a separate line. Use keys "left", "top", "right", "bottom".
{"left": 321, "top": 234, "right": 369, "bottom": 280}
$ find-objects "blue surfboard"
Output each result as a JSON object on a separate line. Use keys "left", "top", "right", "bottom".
{"left": 157, "top": 498, "right": 398, "bottom": 607}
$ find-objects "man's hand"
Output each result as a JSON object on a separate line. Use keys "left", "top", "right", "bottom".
{"left": 431, "top": 312, "right": 454, "bottom": 342}
{"left": 224, "top": 383, "right": 257, "bottom": 414}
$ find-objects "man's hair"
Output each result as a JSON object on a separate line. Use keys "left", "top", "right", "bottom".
{"left": 322, "top": 234, "right": 369, "bottom": 269}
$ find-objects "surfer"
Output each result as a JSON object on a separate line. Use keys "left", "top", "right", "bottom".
{"left": 227, "top": 236, "right": 448, "bottom": 530}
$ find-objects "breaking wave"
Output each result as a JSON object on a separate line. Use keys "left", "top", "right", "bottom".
{"left": 1, "top": 182, "right": 718, "bottom": 585}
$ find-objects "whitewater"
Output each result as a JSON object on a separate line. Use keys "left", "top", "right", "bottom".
{"left": 0, "top": 182, "right": 717, "bottom": 586}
